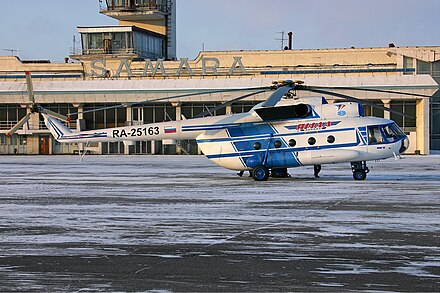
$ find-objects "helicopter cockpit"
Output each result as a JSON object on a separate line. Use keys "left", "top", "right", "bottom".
{"left": 367, "top": 123, "right": 408, "bottom": 150}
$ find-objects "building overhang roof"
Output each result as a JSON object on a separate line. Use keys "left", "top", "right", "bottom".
{"left": 77, "top": 26, "right": 165, "bottom": 38}
{"left": 78, "top": 26, "right": 135, "bottom": 33}
{"left": 0, "top": 75, "right": 437, "bottom": 104}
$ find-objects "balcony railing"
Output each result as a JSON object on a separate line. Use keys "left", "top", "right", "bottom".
{"left": 100, "top": 0, "right": 170, "bottom": 13}
{"left": 0, "top": 121, "right": 76, "bottom": 131}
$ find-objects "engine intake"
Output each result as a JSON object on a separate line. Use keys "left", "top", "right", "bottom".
{"left": 255, "top": 104, "right": 312, "bottom": 121}
{"left": 294, "top": 104, "right": 311, "bottom": 118}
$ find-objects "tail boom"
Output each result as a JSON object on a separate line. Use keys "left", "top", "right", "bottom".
{"left": 43, "top": 114, "right": 242, "bottom": 144}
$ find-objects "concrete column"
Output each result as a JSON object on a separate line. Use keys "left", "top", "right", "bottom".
{"left": 126, "top": 105, "right": 133, "bottom": 125}
{"left": 172, "top": 102, "right": 182, "bottom": 154}
{"left": 416, "top": 98, "right": 430, "bottom": 155}
{"left": 28, "top": 107, "right": 40, "bottom": 131}
{"left": 49, "top": 136, "right": 53, "bottom": 155}
{"left": 382, "top": 99, "right": 391, "bottom": 119}
{"left": 22, "top": 106, "right": 31, "bottom": 131}
{"left": 22, "top": 106, "right": 37, "bottom": 154}
{"left": 151, "top": 140, "right": 156, "bottom": 155}
{"left": 77, "top": 105, "right": 84, "bottom": 120}
{"left": 72, "top": 104, "right": 85, "bottom": 131}
{"left": 27, "top": 106, "right": 41, "bottom": 155}
{"left": 226, "top": 105, "right": 232, "bottom": 115}
{"left": 124, "top": 106, "right": 133, "bottom": 155}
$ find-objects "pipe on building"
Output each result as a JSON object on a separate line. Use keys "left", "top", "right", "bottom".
{"left": 288, "top": 32, "right": 293, "bottom": 50}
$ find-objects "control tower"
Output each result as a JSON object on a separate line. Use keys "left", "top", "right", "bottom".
{"left": 75, "top": 0, "right": 176, "bottom": 60}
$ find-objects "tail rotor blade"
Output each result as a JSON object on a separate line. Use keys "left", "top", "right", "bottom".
{"left": 6, "top": 113, "right": 32, "bottom": 137}
{"left": 25, "top": 71, "right": 35, "bottom": 104}
{"left": 41, "top": 108, "right": 69, "bottom": 122}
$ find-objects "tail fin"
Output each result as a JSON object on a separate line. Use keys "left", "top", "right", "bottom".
{"left": 42, "top": 114, "right": 72, "bottom": 140}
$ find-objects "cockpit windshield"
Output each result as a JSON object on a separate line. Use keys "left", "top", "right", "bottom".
{"left": 368, "top": 123, "right": 405, "bottom": 145}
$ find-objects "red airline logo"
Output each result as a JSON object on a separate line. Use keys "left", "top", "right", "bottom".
{"left": 296, "top": 121, "right": 332, "bottom": 131}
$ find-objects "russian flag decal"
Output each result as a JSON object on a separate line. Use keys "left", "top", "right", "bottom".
{"left": 164, "top": 127, "right": 177, "bottom": 134}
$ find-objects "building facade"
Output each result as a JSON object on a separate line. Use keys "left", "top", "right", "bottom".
{"left": 0, "top": 1, "right": 439, "bottom": 155}
{"left": 0, "top": 46, "right": 439, "bottom": 155}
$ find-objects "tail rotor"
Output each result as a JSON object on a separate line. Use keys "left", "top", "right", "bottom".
{"left": 6, "top": 71, "right": 69, "bottom": 137}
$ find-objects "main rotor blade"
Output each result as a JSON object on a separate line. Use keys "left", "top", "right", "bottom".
{"left": 41, "top": 108, "right": 69, "bottom": 122}
{"left": 25, "top": 71, "right": 35, "bottom": 104}
{"left": 260, "top": 86, "right": 292, "bottom": 107}
{"left": 309, "top": 85, "right": 432, "bottom": 98}
{"left": 68, "top": 86, "right": 269, "bottom": 117}
{"left": 6, "top": 113, "right": 32, "bottom": 137}
{"left": 193, "top": 90, "right": 268, "bottom": 119}
{"left": 301, "top": 87, "right": 416, "bottom": 119}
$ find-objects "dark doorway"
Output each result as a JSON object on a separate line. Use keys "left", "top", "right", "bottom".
{"left": 39, "top": 136, "right": 50, "bottom": 155}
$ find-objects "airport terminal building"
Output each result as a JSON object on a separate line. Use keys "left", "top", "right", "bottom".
{"left": 0, "top": 0, "right": 439, "bottom": 155}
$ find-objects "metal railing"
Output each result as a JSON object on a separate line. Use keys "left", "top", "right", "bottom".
{"left": 100, "top": 0, "right": 170, "bottom": 13}
{"left": 0, "top": 121, "right": 76, "bottom": 131}
{"left": 80, "top": 48, "right": 138, "bottom": 56}
{"left": 39, "top": 121, "right": 77, "bottom": 130}
{"left": 0, "top": 121, "right": 17, "bottom": 130}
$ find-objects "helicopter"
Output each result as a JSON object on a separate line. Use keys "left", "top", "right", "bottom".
{"left": 7, "top": 71, "right": 428, "bottom": 181}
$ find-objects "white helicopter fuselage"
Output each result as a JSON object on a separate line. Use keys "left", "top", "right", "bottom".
{"left": 44, "top": 96, "right": 409, "bottom": 172}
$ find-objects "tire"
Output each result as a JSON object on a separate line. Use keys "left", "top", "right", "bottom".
{"left": 353, "top": 170, "right": 367, "bottom": 181}
{"left": 252, "top": 165, "right": 269, "bottom": 181}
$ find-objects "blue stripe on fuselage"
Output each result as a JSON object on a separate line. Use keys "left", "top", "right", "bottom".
{"left": 197, "top": 127, "right": 355, "bottom": 144}
{"left": 227, "top": 123, "right": 276, "bottom": 137}
{"left": 47, "top": 118, "right": 64, "bottom": 139}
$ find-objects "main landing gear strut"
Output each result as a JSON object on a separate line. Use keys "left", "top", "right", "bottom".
{"left": 250, "top": 162, "right": 370, "bottom": 181}
{"left": 351, "top": 161, "right": 369, "bottom": 181}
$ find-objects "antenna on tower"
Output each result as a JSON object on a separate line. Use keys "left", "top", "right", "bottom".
{"left": 275, "top": 31, "right": 288, "bottom": 50}
{"left": 70, "top": 35, "right": 81, "bottom": 55}
{"left": 2, "top": 49, "right": 23, "bottom": 57}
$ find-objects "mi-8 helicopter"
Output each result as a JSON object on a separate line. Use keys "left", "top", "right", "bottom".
{"left": 8, "top": 72, "right": 426, "bottom": 181}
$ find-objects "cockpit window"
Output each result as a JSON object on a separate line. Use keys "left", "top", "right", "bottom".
{"left": 368, "top": 123, "right": 405, "bottom": 145}
{"left": 383, "top": 125, "right": 399, "bottom": 142}
{"left": 368, "top": 126, "right": 384, "bottom": 144}
{"left": 388, "top": 123, "right": 405, "bottom": 137}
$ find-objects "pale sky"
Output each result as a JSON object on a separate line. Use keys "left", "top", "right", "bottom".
{"left": 0, "top": 0, "right": 439, "bottom": 62}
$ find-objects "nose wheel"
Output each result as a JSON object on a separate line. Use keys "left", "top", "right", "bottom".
{"left": 351, "top": 161, "right": 369, "bottom": 181}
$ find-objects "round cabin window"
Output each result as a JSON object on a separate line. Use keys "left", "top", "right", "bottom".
{"left": 308, "top": 137, "right": 316, "bottom": 145}
{"left": 254, "top": 142, "right": 262, "bottom": 150}
{"left": 327, "top": 135, "right": 335, "bottom": 143}
{"left": 288, "top": 139, "right": 296, "bottom": 147}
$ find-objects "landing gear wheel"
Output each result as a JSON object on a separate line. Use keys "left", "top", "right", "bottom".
{"left": 351, "top": 161, "right": 369, "bottom": 181}
{"left": 353, "top": 169, "right": 367, "bottom": 181}
{"left": 252, "top": 165, "right": 269, "bottom": 181}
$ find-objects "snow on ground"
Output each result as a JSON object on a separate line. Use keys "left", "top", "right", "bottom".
{"left": 0, "top": 155, "right": 439, "bottom": 291}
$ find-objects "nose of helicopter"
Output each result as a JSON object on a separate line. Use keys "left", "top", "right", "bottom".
{"left": 399, "top": 136, "right": 410, "bottom": 154}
